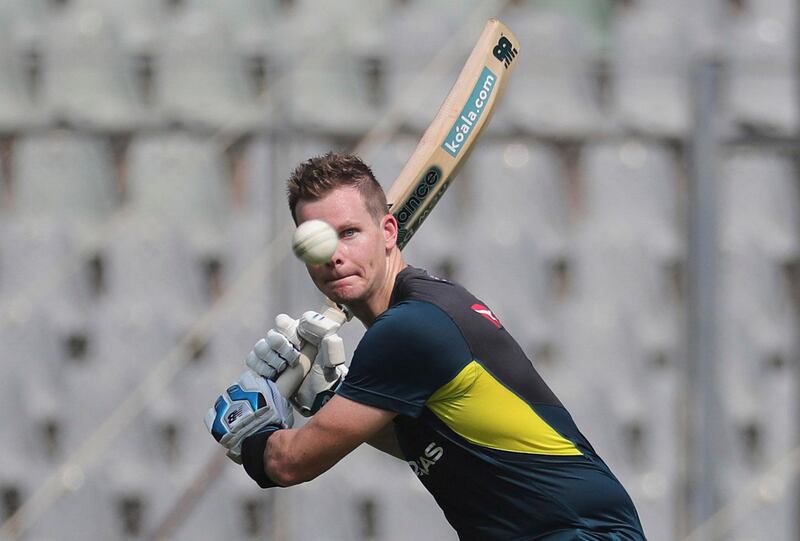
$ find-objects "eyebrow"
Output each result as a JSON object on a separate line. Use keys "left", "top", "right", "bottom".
{"left": 336, "top": 221, "right": 360, "bottom": 232}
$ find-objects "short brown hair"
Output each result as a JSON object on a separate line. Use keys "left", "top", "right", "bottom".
{"left": 287, "top": 152, "right": 388, "bottom": 223}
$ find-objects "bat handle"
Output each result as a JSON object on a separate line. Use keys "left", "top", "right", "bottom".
{"left": 276, "top": 342, "right": 318, "bottom": 397}
{"left": 274, "top": 303, "right": 350, "bottom": 398}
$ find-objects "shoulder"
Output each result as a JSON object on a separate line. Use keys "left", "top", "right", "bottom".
{"left": 391, "top": 267, "right": 505, "bottom": 339}
{"left": 391, "top": 266, "right": 466, "bottom": 306}
{"left": 340, "top": 299, "right": 473, "bottom": 417}
{"left": 360, "top": 299, "right": 466, "bottom": 356}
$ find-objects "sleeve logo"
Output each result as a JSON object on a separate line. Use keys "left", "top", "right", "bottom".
{"left": 471, "top": 303, "right": 502, "bottom": 329}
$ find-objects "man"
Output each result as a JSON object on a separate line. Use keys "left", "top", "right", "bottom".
{"left": 205, "top": 153, "right": 646, "bottom": 540}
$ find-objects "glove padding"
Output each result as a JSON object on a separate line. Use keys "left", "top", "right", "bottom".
{"left": 204, "top": 371, "right": 294, "bottom": 464}
{"left": 245, "top": 310, "right": 348, "bottom": 416}
{"left": 245, "top": 314, "right": 302, "bottom": 381}
{"left": 293, "top": 334, "right": 348, "bottom": 416}
{"left": 246, "top": 311, "right": 343, "bottom": 380}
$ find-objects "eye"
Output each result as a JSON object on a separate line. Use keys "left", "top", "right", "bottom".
{"left": 341, "top": 228, "right": 357, "bottom": 238}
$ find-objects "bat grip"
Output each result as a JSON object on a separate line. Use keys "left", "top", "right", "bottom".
{"left": 276, "top": 342, "right": 318, "bottom": 397}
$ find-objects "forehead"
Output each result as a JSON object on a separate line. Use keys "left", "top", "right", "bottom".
{"left": 295, "top": 185, "right": 371, "bottom": 226}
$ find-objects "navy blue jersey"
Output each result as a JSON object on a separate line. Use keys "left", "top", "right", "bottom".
{"left": 338, "top": 267, "right": 645, "bottom": 540}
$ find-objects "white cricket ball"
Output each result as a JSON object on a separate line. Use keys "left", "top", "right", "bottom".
{"left": 292, "top": 219, "right": 338, "bottom": 264}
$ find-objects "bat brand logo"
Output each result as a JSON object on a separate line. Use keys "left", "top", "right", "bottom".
{"left": 408, "top": 441, "right": 444, "bottom": 477}
{"left": 392, "top": 166, "right": 442, "bottom": 248}
{"left": 442, "top": 67, "right": 496, "bottom": 158}
{"left": 493, "top": 35, "right": 518, "bottom": 68}
{"left": 471, "top": 303, "right": 502, "bottom": 329}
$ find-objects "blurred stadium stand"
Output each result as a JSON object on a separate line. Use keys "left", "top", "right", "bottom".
{"left": 611, "top": 5, "right": 691, "bottom": 136}
{"left": 39, "top": 4, "right": 146, "bottom": 131}
{"left": 0, "top": 1, "right": 797, "bottom": 540}
{"left": 498, "top": 6, "right": 606, "bottom": 138}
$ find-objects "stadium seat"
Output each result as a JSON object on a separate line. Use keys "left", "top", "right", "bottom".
{"left": 498, "top": 8, "right": 605, "bottom": 138}
{"left": 745, "top": 0, "right": 796, "bottom": 24}
{"left": 579, "top": 140, "right": 680, "bottom": 255}
{"left": 100, "top": 216, "right": 209, "bottom": 316}
{"left": 39, "top": 5, "right": 146, "bottom": 131}
{"left": 13, "top": 131, "right": 117, "bottom": 223}
{"left": 98, "top": 0, "right": 187, "bottom": 55}
{"left": 383, "top": 2, "right": 466, "bottom": 132}
{"left": 720, "top": 152, "right": 799, "bottom": 259}
{"left": 0, "top": 321, "right": 25, "bottom": 456}
{"left": 0, "top": 14, "right": 40, "bottom": 132}
{"left": 717, "top": 415, "right": 796, "bottom": 541}
{"left": 719, "top": 253, "right": 797, "bottom": 410}
{"left": 55, "top": 299, "right": 203, "bottom": 496}
{"left": 171, "top": 462, "right": 282, "bottom": 541}
{"left": 66, "top": 300, "right": 175, "bottom": 391}
{"left": 154, "top": 7, "right": 266, "bottom": 131}
{"left": 238, "top": 136, "right": 277, "bottom": 216}
{"left": 286, "top": 50, "right": 378, "bottom": 136}
{"left": 570, "top": 237, "right": 674, "bottom": 322}
{"left": 191, "top": 0, "right": 322, "bottom": 57}
{"left": 717, "top": 237, "right": 798, "bottom": 540}
{"left": 362, "top": 134, "right": 417, "bottom": 193}
{"left": 0, "top": 218, "right": 94, "bottom": 316}
{"left": 25, "top": 476, "right": 120, "bottom": 541}
{"left": 103, "top": 448, "right": 192, "bottom": 539}
{"left": 725, "top": 13, "right": 798, "bottom": 135}
{"left": 222, "top": 212, "right": 271, "bottom": 285}
{"left": 611, "top": 7, "right": 690, "bottom": 137}
{"left": 1, "top": 308, "right": 85, "bottom": 472}
{"left": 571, "top": 139, "right": 682, "bottom": 357}
{"left": 125, "top": 132, "right": 232, "bottom": 237}
{"left": 467, "top": 141, "right": 568, "bottom": 256}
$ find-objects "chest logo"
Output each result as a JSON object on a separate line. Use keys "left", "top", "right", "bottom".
{"left": 471, "top": 304, "right": 502, "bottom": 329}
{"left": 408, "top": 442, "right": 444, "bottom": 477}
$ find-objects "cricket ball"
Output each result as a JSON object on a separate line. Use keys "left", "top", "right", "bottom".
{"left": 292, "top": 219, "right": 338, "bottom": 265}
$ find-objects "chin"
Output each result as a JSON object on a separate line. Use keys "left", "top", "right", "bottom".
{"left": 326, "top": 285, "right": 364, "bottom": 306}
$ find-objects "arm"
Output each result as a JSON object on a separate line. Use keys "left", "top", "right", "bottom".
{"left": 265, "top": 395, "right": 397, "bottom": 486}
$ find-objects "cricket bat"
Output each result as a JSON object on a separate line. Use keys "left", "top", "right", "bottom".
{"left": 277, "top": 18, "right": 520, "bottom": 405}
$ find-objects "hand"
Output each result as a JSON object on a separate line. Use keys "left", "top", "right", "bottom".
{"left": 246, "top": 311, "right": 343, "bottom": 380}
{"left": 204, "top": 371, "right": 294, "bottom": 464}
{"left": 293, "top": 335, "right": 348, "bottom": 416}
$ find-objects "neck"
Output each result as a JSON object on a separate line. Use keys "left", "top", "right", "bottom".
{"left": 351, "top": 250, "right": 407, "bottom": 327}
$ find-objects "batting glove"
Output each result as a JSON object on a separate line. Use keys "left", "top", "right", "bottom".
{"left": 246, "top": 311, "right": 344, "bottom": 380}
{"left": 204, "top": 371, "right": 294, "bottom": 464}
{"left": 293, "top": 333, "right": 348, "bottom": 416}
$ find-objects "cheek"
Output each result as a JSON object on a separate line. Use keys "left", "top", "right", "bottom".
{"left": 306, "top": 264, "right": 325, "bottom": 283}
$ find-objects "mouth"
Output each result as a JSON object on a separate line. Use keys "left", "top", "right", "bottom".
{"left": 323, "top": 272, "right": 363, "bottom": 294}
{"left": 327, "top": 274, "right": 355, "bottom": 286}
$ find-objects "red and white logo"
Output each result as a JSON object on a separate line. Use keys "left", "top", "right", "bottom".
{"left": 471, "top": 304, "right": 502, "bottom": 329}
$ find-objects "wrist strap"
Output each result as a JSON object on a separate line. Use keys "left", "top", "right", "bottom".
{"left": 241, "top": 428, "right": 280, "bottom": 488}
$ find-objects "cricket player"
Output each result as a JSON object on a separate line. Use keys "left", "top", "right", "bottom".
{"left": 206, "top": 153, "right": 646, "bottom": 540}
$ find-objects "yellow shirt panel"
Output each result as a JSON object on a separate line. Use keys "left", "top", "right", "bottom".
{"left": 426, "top": 361, "right": 582, "bottom": 456}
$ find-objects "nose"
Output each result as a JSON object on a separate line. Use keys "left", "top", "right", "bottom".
{"left": 326, "top": 242, "right": 344, "bottom": 267}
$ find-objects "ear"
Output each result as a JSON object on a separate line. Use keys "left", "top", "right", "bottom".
{"left": 381, "top": 214, "right": 399, "bottom": 251}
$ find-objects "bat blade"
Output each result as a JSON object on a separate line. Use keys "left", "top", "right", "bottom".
{"left": 277, "top": 19, "right": 520, "bottom": 403}
{"left": 387, "top": 18, "right": 520, "bottom": 249}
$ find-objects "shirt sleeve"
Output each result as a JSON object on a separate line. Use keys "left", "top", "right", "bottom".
{"left": 337, "top": 300, "right": 473, "bottom": 417}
